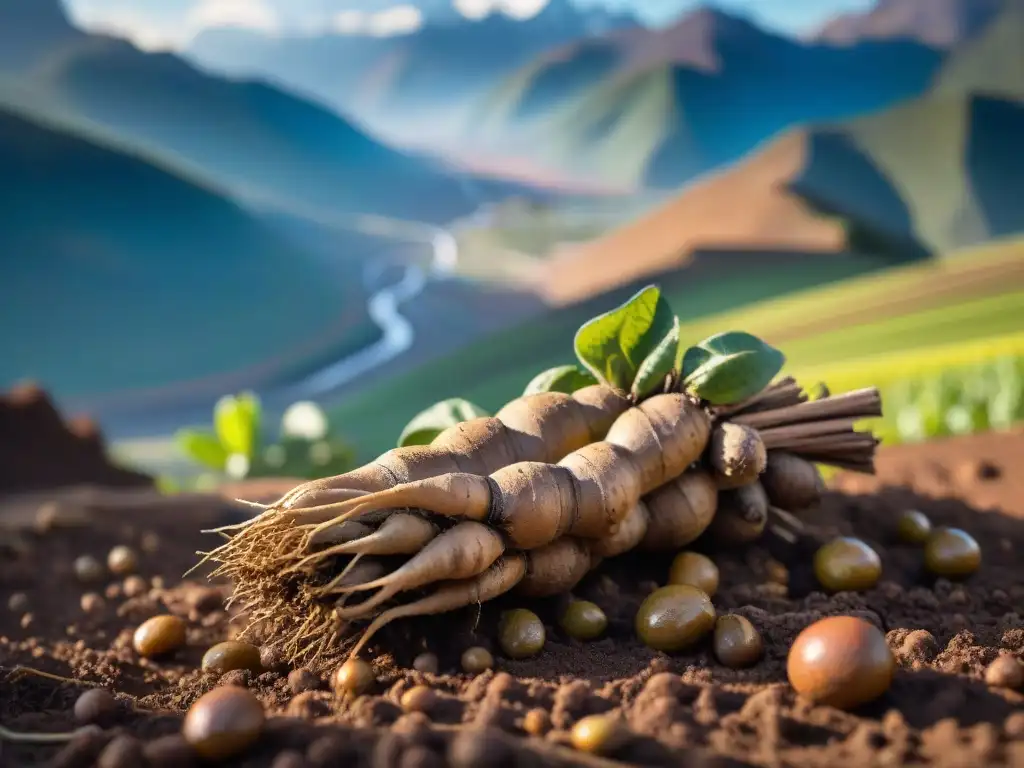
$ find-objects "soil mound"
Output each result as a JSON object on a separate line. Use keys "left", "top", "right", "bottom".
{"left": 1, "top": 430, "right": 1022, "bottom": 767}
{"left": 0, "top": 383, "right": 151, "bottom": 496}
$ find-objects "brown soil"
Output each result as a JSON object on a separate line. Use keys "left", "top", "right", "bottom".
{"left": 2, "top": 430, "right": 1023, "bottom": 768}
{"left": 0, "top": 383, "right": 152, "bottom": 495}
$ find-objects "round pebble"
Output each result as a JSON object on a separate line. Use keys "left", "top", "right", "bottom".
{"left": 713, "top": 614, "right": 763, "bottom": 668}
{"left": 288, "top": 668, "right": 321, "bottom": 694}
{"left": 412, "top": 652, "right": 439, "bottom": 674}
{"left": 401, "top": 685, "right": 437, "bottom": 713}
{"left": 460, "top": 646, "right": 494, "bottom": 674}
{"left": 7, "top": 592, "right": 29, "bottom": 612}
{"left": 813, "top": 537, "right": 882, "bottom": 593}
{"left": 985, "top": 655, "right": 1023, "bottom": 690}
{"left": 333, "top": 658, "right": 375, "bottom": 695}
{"left": 522, "top": 708, "right": 550, "bottom": 736}
{"left": 667, "top": 552, "right": 720, "bottom": 596}
{"left": 570, "top": 712, "right": 630, "bottom": 755}
{"left": 133, "top": 614, "right": 187, "bottom": 658}
{"left": 74, "top": 688, "right": 119, "bottom": 726}
{"left": 498, "top": 609, "right": 546, "bottom": 659}
{"left": 107, "top": 545, "right": 138, "bottom": 576}
{"left": 635, "top": 585, "right": 716, "bottom": 653}
{"left": 259, "top": 644, "right": 286, "bottom": 671}
{"left": 182, "top": 686, "right": 265, "bottom": 761}
{"left": 924, "top": 527, "right": 981, "bottom": 578}
{"left": 896, "top": 509, "right": 932, "bottom": 544}
{"left": 122, "top": 575, "right": 149, "bottom": 598}
{"left": 74, "top": 555, "right": 105, "bottom": 583}
{"left": 559, "top": 600, "right": 608, "bottom": 641}
{"left": 787, "top": 615, "right": 894, "bottom": 710}
{"left": 202, "top": 641, "right": 264, "bottom": 675}
{"left": 80, "top": 592, "right": 105, "bottom": 613}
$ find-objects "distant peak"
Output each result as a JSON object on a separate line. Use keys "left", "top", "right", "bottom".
{"left": 620, "top": 5, "right": 770, "bottom": 72}
{"left": 814, "top": 0, "right": 1011, "bottom": 48}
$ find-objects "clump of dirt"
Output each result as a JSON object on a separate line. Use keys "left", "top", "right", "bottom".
{"left": 0, "top": 383, "right": 152, "bottom": 495}
{"left": 1, "top": 430, "right": 1023, "bottom": 767}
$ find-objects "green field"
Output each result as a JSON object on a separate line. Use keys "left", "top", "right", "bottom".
{"left": 326, "top": 238, "right": 1024, "bottom": 462}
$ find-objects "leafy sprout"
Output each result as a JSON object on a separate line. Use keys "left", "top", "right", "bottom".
{"left": 174, "top": 392, "right": 355, "bottom": 485}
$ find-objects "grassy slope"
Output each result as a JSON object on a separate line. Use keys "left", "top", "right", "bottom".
{"left": 671, "top": 237, "right": 1024, "bottom": 345}
{"left": 0, "top": 103, "right": 377, "bottom": 400}
{"left": 327, "top": 237, "right": 1024, "bottom": 460}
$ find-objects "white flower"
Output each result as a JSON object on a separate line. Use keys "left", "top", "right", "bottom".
{"left": 282, "top": 401, "right": 329, "bottom": 442}
{"left": 225, "top": 452, "right": 251, "bottom": 480}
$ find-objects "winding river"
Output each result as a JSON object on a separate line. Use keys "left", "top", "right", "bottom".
{"left": 277, "top": 215, "right": 460, "bottom": 400}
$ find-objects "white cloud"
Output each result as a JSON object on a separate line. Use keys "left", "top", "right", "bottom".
{"left": 368, "top": 5, "right": 423, "bottom": 34}
{"left": 331, "top": 4, "right": 424, "bottom": 36}
{"left": 451, "top": 0, "right": 491, "bottom": 20}
{"left": 185, "top": 0, "right": 280, "bottom": 32}
{"left": 65, "top": 3, "right": 185, "bottom": 50}
{"left": 451, "top": 0, "right": 551, "bottom": 21}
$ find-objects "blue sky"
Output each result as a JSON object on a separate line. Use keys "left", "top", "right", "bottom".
{"left": 64, "top": 0, "right": 878, "bottom": 49}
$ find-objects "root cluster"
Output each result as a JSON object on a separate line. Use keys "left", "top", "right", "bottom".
{"left": 198, "top": 377, "right": 881, "bottom": 667}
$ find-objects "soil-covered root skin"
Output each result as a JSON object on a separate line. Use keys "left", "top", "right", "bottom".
{"left": 264, "top": 386, "right": 632, "bottom": 512}
{"left": 204, "top": 394, "right": 711, "bottom": 667}
{"left": 205, "top": 381, "right": 882, "bottom": 668}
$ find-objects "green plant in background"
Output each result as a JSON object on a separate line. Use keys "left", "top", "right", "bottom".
{"left": 396, "top": 285, "right": 786, "bottom": 446}
{"left": 175, "top": 392, "right": 355, "bottom": 483}
{"left": 866, "top": 354, "right": 1024, "bottom": 446}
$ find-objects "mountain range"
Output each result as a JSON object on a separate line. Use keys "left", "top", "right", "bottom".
{"left": 469, "top": 4, "right": 963, "bottom": 189}
{"left": 0, "top": 101, "right": 379, "bottom": 402}
{"left": 182, "top": 0, "right": 1022, "bottom": 193}
{"left": 536, "top": 3, "right": 1024, "bottom": 303}
{"left": 814, "top": 0, "right": 1010, "bottom": 47}
{"left": 0, "top": 0, "right": 518, "bottom": 224}
{"left": 185, "top": 0, "right": 637, "bottom": 148}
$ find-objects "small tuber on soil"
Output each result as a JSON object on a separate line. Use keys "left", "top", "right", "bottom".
{"left": 712, "top": 614, "right": 763, "bottom": 669}
{"left": 182, "top": 686, "right": 265, "bottom": 761}
{"left": 133, "top": 615, "right": 187, "bottom": 659}
{"left": 813, "top": 537, "right": 882, "bottom": 593}
{"left": 787, "top": 616, "right": 894, "bottom": 710}
{"left": 667, "top": 552, "right": 720, "bottom": 597}
{"left": 559, "top": 600, "right": 607, "bottom": 641}
{"left": 635, "top": 585, "right": 716, "bottom": 653}
{"left": 570, "top": 713, "right": 630, "bottom": 755}
{"left": 498, "top": 609, "right": 546, "bottom": 659}
{"left": 896, "top": 509, "right": 932, "bottom": 544}
{"left": 461, "top": 646, "right": 494, "bottom": 674}
{"left": 923, "top": 527, "right": 981, "bottom": 578}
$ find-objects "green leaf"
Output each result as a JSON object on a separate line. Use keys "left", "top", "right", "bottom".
{"left": 214, "top": 391, "right": 261, "bottom": 457}
{"left": 398, "top": 398, "right": 491, "bottom": 448}
{"left": 573, "top": 285, "right": 676, "bottom": 391}
{"left": 680, "top": 331, "right": 786, "bottom": 405}
{"left": 523, "top": 365, "right": 598, "bottom": 396}
{"left": 175, "top": 428, "right": 228, "bottom": 471}
{"left": 631, "top": 316, "right": 680, "bottom": 399}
